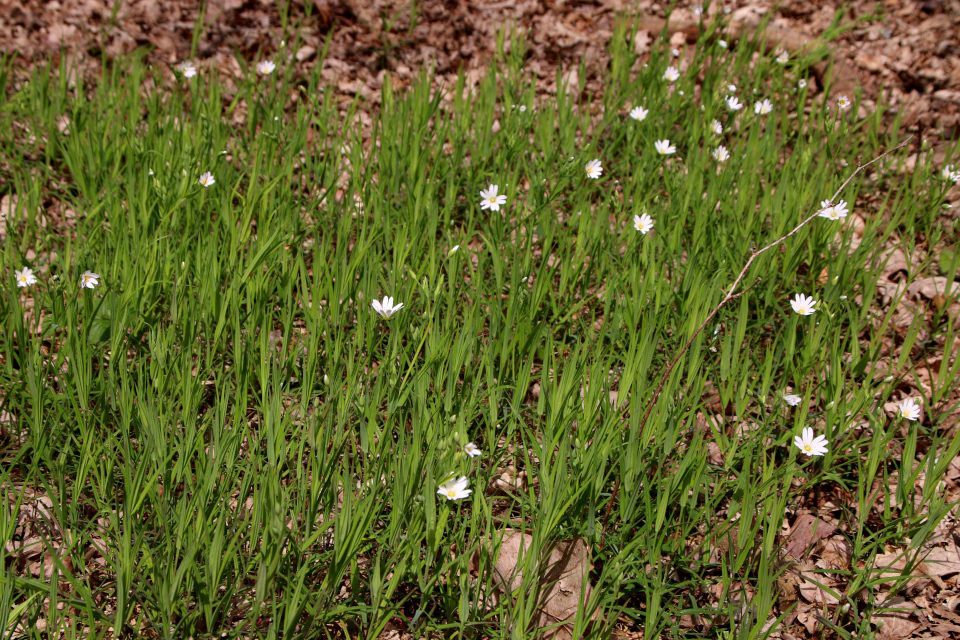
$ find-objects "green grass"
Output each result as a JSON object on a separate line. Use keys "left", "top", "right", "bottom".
{"left": 1, "top": 12, "right": 959, "bottom": 640}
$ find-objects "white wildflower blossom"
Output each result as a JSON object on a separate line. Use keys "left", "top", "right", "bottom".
{"left": 633, "top": 213, "right": 654, "bottom": 234}
{"left": 794, "top": 427, "right": 829, "bottom": 457}
{"left": 790, "top": 293, "right": 817, "bottom": 316}
{"left": 479, "top": 184, "right": 507, "bottom": 211}
{"left": 371, "top": 296, "right": 404, "bottom": 319}
{"left": 585, "top": 159, "right": 603, "bottom": 179}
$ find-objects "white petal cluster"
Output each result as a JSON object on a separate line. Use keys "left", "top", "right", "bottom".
{"left": 726, "top": 96, "right": 743, "bottom": 111}
{"left": 712, "top": 145, "right": 730, "bottom": 162}
{"left": 754, "top": 99, "right": 773, "bottom": 115}
{"left": 629, "top": 106, "right": 649, "bottom": 121}
{"left": 15, "top": 267, "right": 37, "bottom": 288}
{"left": 663, "top": 66, "right": 680, "bottom": 82}
{"left": 790, "top": 293, "right": 817, "bottom": 316}
{"left": 479, "top": 184, "right": 507, "bottom": 211}
{"left": 437, "top": 476, "right": 472, "bottom": 500}
{"left": 257, "top": 60, "right": 276, "bottom": 75}
{"left": 897, "top": 398, "right": 921, "bottom": 421}
{"left": 654, "top": 139, "right": 676, "bottom": 155}
{"left": 710, "top": 120, "right": 723, "bottom": 135}
{"left": 818, "top": 199, "right": 849, "bottom": 221}
{"left": 80, "top": 270, "right": 100, "bottom": 289}
{"left": 585, "top": 159, "right": 603, "bottom": 179}
{"left": 794, "top": 427, "right": 829, "bottom": 457}
{"left": 372, "top": 296, "right": 404, "bottom": 319}
{"left": 633, "top": 213, "right": 654, "bottom": 234}
{"left": 199, "top": 172, "right": 216, "bottom": 187}
{"left": 783, "top": 394, "right": 803, "bottom": 407}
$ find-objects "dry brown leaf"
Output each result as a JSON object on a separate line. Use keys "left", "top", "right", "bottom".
{"left": 783, "top": 514, "right": 837, "bottom": 559}
{"left": 490, "top": 533, "right": 598, "bottom": 639}
{"left": 874, "top": 597, "right": 923, "bottom": 640}
{"left": 907, "top": 277, "right": 960, "bottom": 301}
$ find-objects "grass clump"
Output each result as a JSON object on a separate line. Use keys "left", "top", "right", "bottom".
{"left": 1, "top": 13, "right": 959, "bottom": 640}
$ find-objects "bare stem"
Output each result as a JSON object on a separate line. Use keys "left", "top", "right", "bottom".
{"left": 599, "top": 136, "right": 912, "bottom": 541}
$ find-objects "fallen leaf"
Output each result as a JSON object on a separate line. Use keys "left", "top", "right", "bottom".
{"left": 783, "top": 514, "right": 837, "bottom": 559}
{"left": 874, "top": 597, "right": 922, "bottom": 640}
{"left": 489, "top": 533, "right": 598, "bottom": 639}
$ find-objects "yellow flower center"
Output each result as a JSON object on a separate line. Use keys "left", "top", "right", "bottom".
{"left": 446, "top": 489, "right": 457, "bottom": 498}
{"left": 804, "top": 445, "right": 812, "bottom": 452}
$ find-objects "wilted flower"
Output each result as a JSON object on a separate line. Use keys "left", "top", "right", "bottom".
{"left": 372, "top": 296, "right": 404, "bottom": 319}
{"left": 464, "top": 443, "right": 481, "bottom": 458}
{"left": 629, "top": 106, "right": 649, "bottom": 121}
{"left": 784, "top": 394, "right": 803, "bottom": 407}
{"left": 437, "top": 475, "right": 472, "bottom": 500}
{"left": 710, "top": 120, "right": 723, "bottom": 135}
{"left": 837, "top": 95, "right": 851, "bottom": 110}
{"left": 712, "top": 145, "right": 730, "bottom": 162}
{"left": 15, "top": 267, "right": 37, "bottom": 288}
{"left": 654, "top": 139, "right": 676, "bottom": 155}
{"left": 177, "top": 61, "right": 197, "bottom": 78}
{"left": 80, "top": 270, "right": 100, "bottom": 289}
{"left": 199, "top": 172, "right": 215, "bottom": 187}
{"left": 790, "top": 293, "right": 817, "bottom": 316}
{"left": 798, "top": 79, "right": 808, "bottom": 89}
{"left": 585, "top": 159, "right": 603, "bottom": 179}
{"left": 633, "top": 213, "right": 654, "bottom": 234}
{"left": 726, "top": 96, "right": 743, "bottom": 111}
{"left": 479, "top": 184, "right": 507, "bottom": 211}
{"left": 897, "top": 398, "right": 921, "bottom": 421}
{"left": 776, "top": 51, "right": 789, "bottom": 64}
{"left": 663, "top": 66, "right": 680, "bottom": 82}
{"left": 257, "top": 60, "right": 276, "bottom": 75}
{"left": 794, "top": 427, "right": 829, "bottom": 457}
{"left": 754, "top": 98, "right": 773, "bottom": 115}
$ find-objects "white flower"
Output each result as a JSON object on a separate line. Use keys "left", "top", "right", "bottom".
{"left": 80, "top": 270, "right": 100, "bottom": 289}
{"left": 479, "top": 184, "right": 507, "bottom": 211}
{"left": 712, "top": 145, "right": 730, "bottom": 162}
{"left": 790, "top": 293, "right": 817, "bottom": 316}
{"left": 818, "top": 199, "right": 849, "bottom": 221}
{"left": 718, "top": 40, "right": 728, "bottom": 49}
{"left": 449, "top": 245, "right": 460, "bottom": 255}
{"left": 371, "top": 296, "right": 404, "bottom": 319}
{"left": 754, "top": 98, "right": 773, "bottom": 115}
{"left": 942, "top": 165, "right": 960, "bottom": 183}
{"left": 727, "top": 84, "right": 737, "bottom": 93}
{"left": 663, "top": 66, "right": 680, "bottom": 82}
{"left": 15, "top": 267, "right": 37, "bottom": 288}
{"left": 629, "top": 106, "right": 649, "bottom": 121}
{"left": 199, "top": 172, "right": 215, "bottom": 187}
{"left": 437, "top": 475, "right": 472, "bottom": 500}
{"left": 776, "top": 51, "right": 789, "bottom": 64}
{"left": 837, "top": 95, "right": 851, "bottom": 110}
{"left": 798, "top": 79, "right": 807, "bottom": 89}
{"left": 726, "top": 96, "right": 743, "bottom": 111}
{"left": 633, "top": 213, "right": 654, "bottom": 234}
{"left": 464, "top": 443, "right": 481, "bottom": 458}
{"left": 654, "top": 139, "right": 676, "bottom": 155}
{"left": 519, "top": 105, "right": 527, "bottom": 112}
{"left": 585, "top": 159, "right": 603, "bottom": 179}
{"left": 692, "top": 4, "right": 703, "bottom": 17}
{"left": 177, "top": 61, "right": 197, "bottom": 78}
{"left": 897, "top": 398, "right": 921, "bottom": 421}
{"left": 257, "top": 60, "right": 276, "bottom": 75}
{"left": 710, "top": 119, "right": 723, "bottom": 135}
{"left": 794, "top": 427, "right": 829, "bottom": 457}
{"left": 671, "top": 48, "right": 680, "bottom": 58}
{"left": 783, "top": 394, "right": 803, "bottom": 407}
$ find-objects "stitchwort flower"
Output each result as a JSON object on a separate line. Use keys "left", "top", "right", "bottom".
{"left": 837, "top": 95, "right": 851, "bottom": 110}
{"left": 794, "top": 427, "right": 829, "bottom": 457}
{"left": 585, "top": 159, "right": 603, "bottom": 179}
{"left": 177, "top": 61, "right": 197, "bottom": 78}
{"left": 257, "top": 60, "right": 276, "bottom": 75}
{"left": 710, "top": 119, "right": 723, "bottom": 135}
{"left": 15, "top": 267, "right": 37, "bottom": 288}
{"left": 629, "top": 106, "right": 649, "bottom": 121}
{"left": 790, "top": 293, "right": 817, "bottom": 316}
{"left": 663, "top": 66, "right": 680, "bottom": 82}
{"left": 819, "top": 199, "right": 849, "bottom": 220}
{"left": 712, "top": 145, "right": 730, "bottom": 162}
{"left": 897, "top": 398, "right": 921, "bottom": 421}
{"left": 372, "top": 296, "right": 404, "bottom": 319}
{"left": 437, "top": 476, "right": 472, "bottom": 501}
{"left": 464, "top": 443, "right": 481, "bottom": 458}
{"left": 633, "top": 213, "right": 654, "bottom": 234}
{"left": 726, "top": 95, "right": 743, "bottom": 111}
{"left": 199, "top": 172, "right": 215, "bottom": 187}
{"left": 776, "top": 51, "right": 789, "bottom": 64}
{"left": 479, "top": 184, "right": 507, "bottom": 211}
{"left": 754, "top": 99, "right": 773, "bottom": 115}
{"left": 80, "top": 270, "right": 100, "bottom": 289}
{"left": 784, "top": 394, "right": 803, "bottom": 407}
{"left": 654, "top": 139, "right": 676, "bottom": 155}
